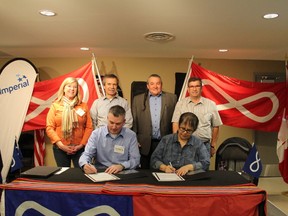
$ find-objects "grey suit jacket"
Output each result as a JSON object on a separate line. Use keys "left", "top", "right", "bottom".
{"left": 132, "top": 91, "right": 177, "bottom": 155}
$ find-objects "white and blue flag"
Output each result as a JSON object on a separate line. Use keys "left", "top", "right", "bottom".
{"left": 10, "top": 140, "right": 23, "bottom": 173}
{"left": 242, "top": 144, "right": 262, "bottom": 178}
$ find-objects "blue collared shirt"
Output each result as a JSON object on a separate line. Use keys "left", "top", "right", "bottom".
{"left": 150, "top": 133, "right": 210, "bottom": 171}
{"left": 149, "top": 92, "right": 162, "bottom": 139}
{"left": 79, "top": 126, "right": 140, "bottom": 169}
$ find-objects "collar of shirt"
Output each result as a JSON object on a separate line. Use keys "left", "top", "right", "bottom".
{"left": 148, "top": 91, "right": 162, "bottom": 97}
{"left": 103, "top": 125, "right": 125, "bottom": 138}
{"left": 188, "top": 96, "right": 203, "bottom": 105}
{"left": 172, "top": 133, "right": 194, "bottom": 146}
{"left": 103, "top": 94, "right": 119, "bottom": 101}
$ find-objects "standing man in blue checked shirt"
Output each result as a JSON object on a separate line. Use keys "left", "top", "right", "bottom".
{"left": 132, "top": 74, "right": 177, "bottom": 169}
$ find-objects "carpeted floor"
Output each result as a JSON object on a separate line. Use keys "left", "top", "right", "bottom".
{"left": 258, "top": 177, "right": 288, "bottom": 216}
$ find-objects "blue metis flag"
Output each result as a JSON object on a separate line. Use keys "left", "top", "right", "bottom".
{"left": 10, "top": 141, "right": 23, "bottom": 173}
{"left": 242, "top": 144, "right": 263, "bottom": 178}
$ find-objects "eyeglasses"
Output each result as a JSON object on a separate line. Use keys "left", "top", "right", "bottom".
{"left": 188, "top": 85, "right": 201, "bottom": 89}
{"left": 179, "top": 127, "right": 193, "bottom": 134}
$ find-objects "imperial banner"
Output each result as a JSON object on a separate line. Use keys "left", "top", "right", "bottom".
{"left": 0, "top": 58, "right": 37, "bottom": 183}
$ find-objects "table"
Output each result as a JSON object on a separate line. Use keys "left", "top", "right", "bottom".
{"left": 0, "top": 168, "right": 266, "bottom": 216}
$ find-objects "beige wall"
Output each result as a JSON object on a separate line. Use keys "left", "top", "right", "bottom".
{"left": 1, "top": 57, "right": 285, "bottom": 169}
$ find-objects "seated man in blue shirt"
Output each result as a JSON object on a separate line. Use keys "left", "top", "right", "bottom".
{"left": 150, "top": 112, "right": 210, "bottom": 176}
{"left": 79, "top": 105, "right": 140, "bottom": 174}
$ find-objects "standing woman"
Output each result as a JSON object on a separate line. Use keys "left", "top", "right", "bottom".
{"left": 46, "top": 77, "right": 93, "bottom": 168}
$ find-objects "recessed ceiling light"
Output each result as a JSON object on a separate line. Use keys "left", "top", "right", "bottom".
{"left": 263, "top": 13, "right": 279, "bottom": 19}
{"left": 144, "top": 32, "right": 175, "bottom": 42}
{"left": 219, "top": 49, "right": 228, "bottom": 52}
{"left": 80, "top": 47, "right": 90, "bottom": 51}
{"left": 39, "top": 9, "right": 56, "bottom": 17}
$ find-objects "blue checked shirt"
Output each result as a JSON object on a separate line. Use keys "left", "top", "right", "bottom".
{"left": 149, "top": 93, "right": 162, "bottom": 139}
{"left": 150, "top": 133, "right": 210, "bottom": 171}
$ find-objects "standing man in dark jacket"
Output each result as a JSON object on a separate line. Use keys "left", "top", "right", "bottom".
{"left": 132, "top": 74, "right": 177, "bottom": 169}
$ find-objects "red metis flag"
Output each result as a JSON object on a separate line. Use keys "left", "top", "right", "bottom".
{"left": 191, "top": 62, "right": 286, "bottom": 132}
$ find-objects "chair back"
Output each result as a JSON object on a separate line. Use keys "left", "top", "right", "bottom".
{"left": 215, "top": 137, "right": 258, "bottom": 185}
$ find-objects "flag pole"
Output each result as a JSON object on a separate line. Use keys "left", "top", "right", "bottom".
{"left": 179, "top": 56, "right": 194, "bottom": 101}
{"left": 92, "top": 53, "right": 105, "bottom": 97}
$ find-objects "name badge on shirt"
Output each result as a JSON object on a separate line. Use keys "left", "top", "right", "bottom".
{"left": 114, "top": 145, "right": 125, "bottom": 154}
{"left": 76, "top": 108, "right": 85, "bottom": 117}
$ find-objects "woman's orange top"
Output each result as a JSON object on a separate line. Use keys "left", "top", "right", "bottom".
{"left": 46, "top": 101, "right": 93, "bottom": 146}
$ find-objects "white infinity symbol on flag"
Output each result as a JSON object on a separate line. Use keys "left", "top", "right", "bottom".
{"left": 15, "top": 201, "right": 120, "bottom": 216}
{"left": 249, "top": 151, "right": 261, "bottom": 173}
{"left": 203, "top": 79, "right": 279, "bottom": 123}
{"left": 25, "top": 78, "right": 89, "bottom": 122}
{"left": 11, "top": 158, "right": 15, "bottom": 167}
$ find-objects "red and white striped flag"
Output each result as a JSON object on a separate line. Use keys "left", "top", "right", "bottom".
{"left": 34, "top": 129, "right": 45, "bottom": 166}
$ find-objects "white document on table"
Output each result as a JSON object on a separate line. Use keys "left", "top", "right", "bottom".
{"left": 85, "top": 172, "right": 120, "bottom": 182}
{"left": 55, "top": 167, "right": 69, "bottom": 175}
{"left": 152, "top": 172, "right": 185, "bottom": 182}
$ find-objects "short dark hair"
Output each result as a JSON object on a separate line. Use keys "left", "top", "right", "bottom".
{"left": 147, "top": 74, "right": 162, "bottom": 84}
{"left": 103, "top": 74, "right": 119, "bottom": 85}
{"left": 179, "top": 112, "right": 199, "bottom": 131}
{"left": 109, "top": 105, "right": 126, "bottom": 117}
{"left": 188, "top": 77, "right": 202, "bottom": 87}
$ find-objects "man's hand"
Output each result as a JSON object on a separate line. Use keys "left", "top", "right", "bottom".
{"left": 83, "top": 163, "right": 97, "bottom": 174}
{"left": 210, "top": 146, "right": 216, "bottom": 157}
{"left": 105, "top": 164, "right": 124, "bottom": 174}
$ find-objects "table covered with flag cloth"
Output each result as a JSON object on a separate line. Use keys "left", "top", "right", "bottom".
{"left": 0, "top": 168, "right": 266, "bottom": 216}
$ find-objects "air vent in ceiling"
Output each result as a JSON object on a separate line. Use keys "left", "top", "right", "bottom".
{"left": 144, "top": 32, "right": 175, "bottom": 42}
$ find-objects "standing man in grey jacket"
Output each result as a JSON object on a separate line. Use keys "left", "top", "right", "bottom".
{"left": 132, "top": 74, "right": 177, "bottom": 169}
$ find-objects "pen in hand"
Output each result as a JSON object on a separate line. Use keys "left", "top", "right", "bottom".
{"left": 85, "top": 162, "right": 97, "bottom": 174}
{"left": 169, "top": 162, "right": 176, "bottom": 173}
